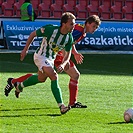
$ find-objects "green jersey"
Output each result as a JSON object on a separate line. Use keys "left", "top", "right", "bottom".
{"left": 35, "top": 25, "right": 73, "bottom": 59}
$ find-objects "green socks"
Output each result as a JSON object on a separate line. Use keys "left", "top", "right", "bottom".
{"left": 18, "top": 74, "right": 40, "bottom": 90}
{"left": 18, "top": 75, "right": 63, "bottom": 105}
{"left": 51, "top": 80, "right": 63, "bottom": 104}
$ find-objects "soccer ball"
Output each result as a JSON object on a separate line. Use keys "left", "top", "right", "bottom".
{"left": 124, "top": 108, "right": 133, "bottom": 123}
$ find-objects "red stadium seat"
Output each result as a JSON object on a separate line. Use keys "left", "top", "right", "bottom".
{"left": 31, "top": 0, "right": 40, "bottom": 16}
{"left": 111, "top": 13, "right": 123, "bottom": 20}
{"left": 38, "top": 3, "right": 52, "bottom": 18}
{"left": 122, "top": 0, "right": 133, "bottom": 20}
{"left": 98, "top": 0, "right": 112, "bottom": 20}
{"left": 63, "top": 0, "right": 76, "bottom": 15}
{"left": 125, "top": 0, "right": 133, "bottom": 7}
{"left": 32, "top": 0, "right": 40, "bottom": 7}
{"left": 0, "top": 0, "right": 3, "bottom": 6}
{"left": 111, "top": 0, "right": 124, "bottom": 20}
{"left": 75, "top": 0, "right": 89, "bottom": 18}
{"left": 1, "top": 2, "right": 14, "bottom": 17}
{"left": 4, "top": 0, "right": 16, "bottom": 4}
{"left": 87, "top": 0, "right": 101, "bottom": 16}
{"left": 16, "top": 0, "right": 25, "bottom": 4}
{"left": 50, "top": 0, "right": 64, "bottom": 18}
{"left": 41, "top": 0, "right": 53, "bottom": 4}
{"left": 13, "top": 2, "right": 23, "bottom": 17}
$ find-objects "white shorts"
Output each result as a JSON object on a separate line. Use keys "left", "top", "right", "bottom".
{"left": 34, "top": 53, "right": 54, "bottom": 72}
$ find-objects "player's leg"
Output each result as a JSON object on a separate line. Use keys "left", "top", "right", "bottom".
{"left": 4, "top": 73, "right": 33, "bottom": 97}
{"left": 14, "top": 53, "right": 48, "bottom": 98}
{"left": 15, "top": 71, "right": 47, "bottom": 98}
{"left": 42, "top": 65, "right": 70, "bottom": 114}
{"left": 55, "top": 53, "right": 87, "bottom": 108}
{"left": 12, "top": 74, "right": 33, "bottom": 84}
{"left": 64, "top": 60, "right": 87, "bottom": 108}
{"left": 64, "top": 62, "right": 79, "bottom": 106}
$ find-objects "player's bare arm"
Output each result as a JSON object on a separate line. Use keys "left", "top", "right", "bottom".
{"left": 20, "top": 31, "right": 36, "bottom": 61}
{"left": 72, "top": 45, "right": 84, "bottom": 64}
{"left": 57, "top": 51, "right": 72, "bottom": 73}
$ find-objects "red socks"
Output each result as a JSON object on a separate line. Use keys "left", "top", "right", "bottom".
{"left": 12, "top": 74, "right": 33, "bottom": 84}
{"left": 69, "top": 78, "right": 78, "bottom": 106}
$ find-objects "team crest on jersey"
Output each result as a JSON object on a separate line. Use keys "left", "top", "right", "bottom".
{"left": 52, "top": 44, "right": 59, "bottom": 53}
{"left": 52, "top": 46, "right": 59, "bottom": 53}
{"left": 45, "top": 60, "right": 49, "bottom": 65}
{"left": 40, "top": 28, "right": 45, "bottom": 33}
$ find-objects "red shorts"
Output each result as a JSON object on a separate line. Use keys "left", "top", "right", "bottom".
{"left": 54, "top": 51, "right": 74, "bottom": 68}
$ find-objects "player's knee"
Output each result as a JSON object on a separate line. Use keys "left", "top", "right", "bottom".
{"left": 38, "top": 78, "right": 45, "bottom": 82}
{"left": 64, "top": 62, "right": 70, "bottom": 71}
{"left": 49, "top": 73, "right": 58, "bottom": 81}
{"left": 72, "top": 71, "right": 80, "bottom": 80}
{"left": 76, "top": 72, "right": 80, "bottom": 79}
{"left": 38, "top": 76, "right": 47, "bottom": 82}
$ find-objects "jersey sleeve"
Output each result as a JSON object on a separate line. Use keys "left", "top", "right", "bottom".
{"left": 72, "top": 24, "right": 84, "bottom": 42}
{"left": 36, "top": 25, "right": 52, "bottom": 37}
{"left": 64, "top": 33, "right": 73, "bottom": 52}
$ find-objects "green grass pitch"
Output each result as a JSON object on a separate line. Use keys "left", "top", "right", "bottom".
{"left": 0, "top": 53, "right": 133, "bottom": 133}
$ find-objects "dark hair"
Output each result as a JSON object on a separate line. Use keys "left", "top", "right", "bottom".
{"left": 24, "top": 0, "right": 31, "bottom": 3}
{"left": 85, "top": 15, "right": 101, "bottom": 26}
{"left": 60, "top": 12, "right": 76, "bottom": 26}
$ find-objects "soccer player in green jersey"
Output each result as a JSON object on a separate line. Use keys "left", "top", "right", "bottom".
{"left": 5, "top": 14, "right": 101, "bottom": 111}
{"left": 9, "top": 12, "right": 76, "bottom": 114}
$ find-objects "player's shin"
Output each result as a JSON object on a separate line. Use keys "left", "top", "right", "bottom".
{"left": 69, "top": 78, "right": 78, "bottom": 106}
{"left": 51, "top": 80, "right": 63, "bottom": 106}
{"left": 12, "top": 73, "right": 33, "bottom": 84}
{"left": 17, "top": 74, "right": 41, "bottom": 91}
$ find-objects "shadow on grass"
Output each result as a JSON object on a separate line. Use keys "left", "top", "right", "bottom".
{"left": 0, "top": 114, "right": 61, "bottom": 117}
{"left": 0, "top": 107, "right": 54, "bottom": 111}
{"left": 46, "top": 114, "right": 61, "bottom": 116}
{"left": 107, "top": 122, "right": 128, "bottom": 124}
{"left": 0, "top": 107, "right": 62, "bottom": 117}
